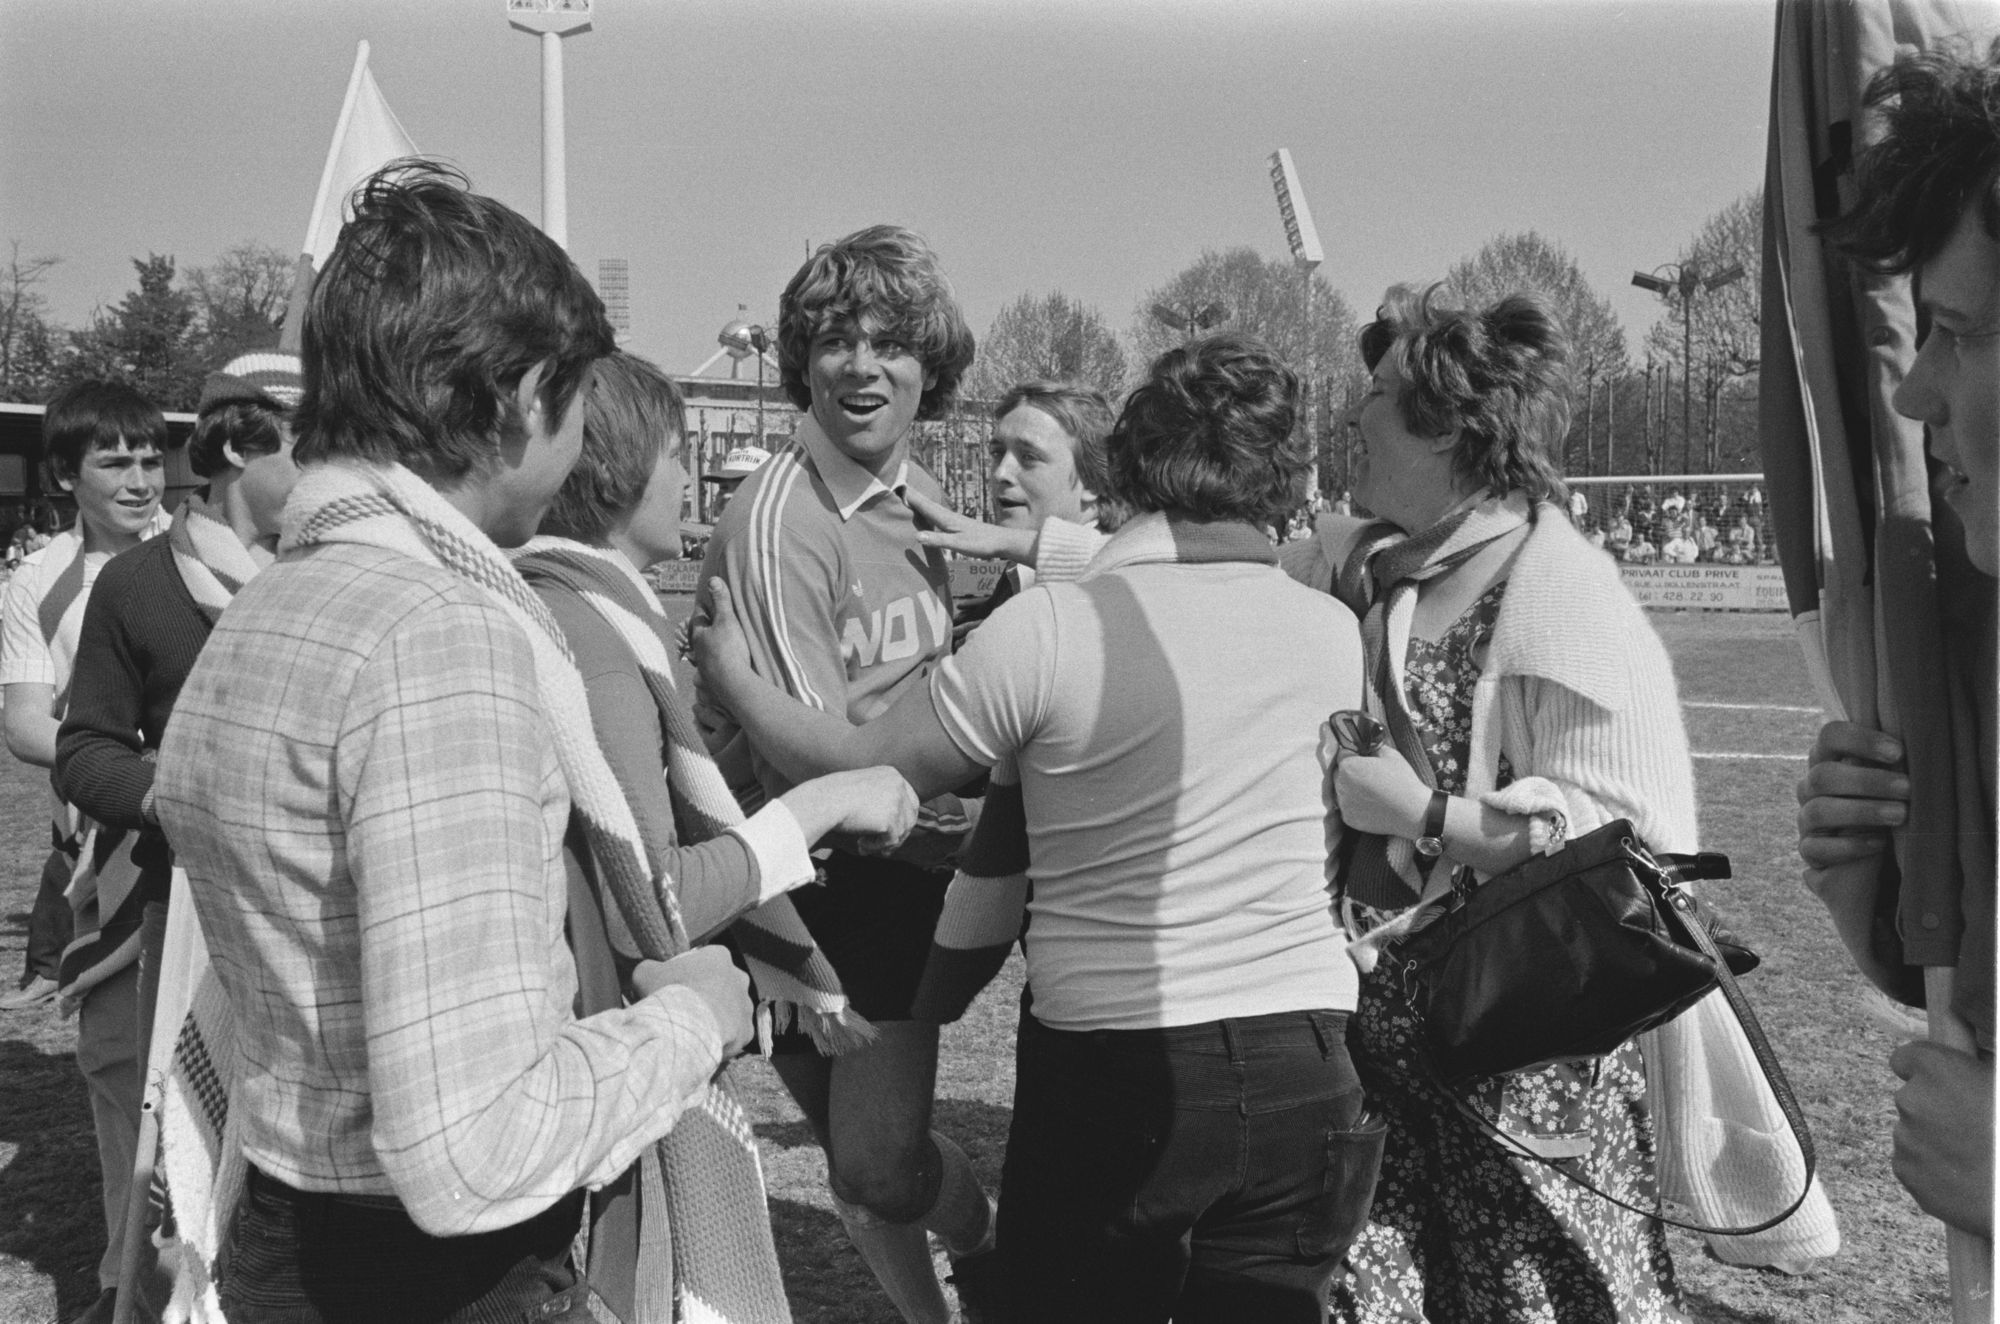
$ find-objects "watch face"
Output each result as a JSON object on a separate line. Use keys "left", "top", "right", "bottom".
{"left": 1416, "top": 836, "right": 1444, "bottom": 858}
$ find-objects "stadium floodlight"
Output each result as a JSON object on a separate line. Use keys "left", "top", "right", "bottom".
{"left": 507, "top": 0, "right": 594, "bottom": 247}
{"left": 718, "top": 313, "right": 774, "bottom": 446}
{"left": 1631, "top": 260, "right": 1748, "bottom": 473}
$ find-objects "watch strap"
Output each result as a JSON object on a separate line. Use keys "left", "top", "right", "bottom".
{"left": 1416, "top": 789, "right": 1449, "bottom": 857}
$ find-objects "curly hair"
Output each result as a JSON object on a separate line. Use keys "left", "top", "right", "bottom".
{"left": 295, "top": 159, "right": 615, "bottom": 482}
{"left": 541, "top": 351, "right": 686, "bottom": 544}
{"left": 1821, "top": 36, "right": 2000, "bottom": 274}
{"left": 776, "top": 225, "right": 975, "bottom": 420}
{"left": 1363, "top": 283, "right": 1572, "bottom": 508}
{"left": 1106, "top": 333, "right": 1306, "bottom": 526}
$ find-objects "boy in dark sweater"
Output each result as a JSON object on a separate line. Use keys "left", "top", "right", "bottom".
{"left": 51, "top": 352, "right": 301, "bottom": 1324}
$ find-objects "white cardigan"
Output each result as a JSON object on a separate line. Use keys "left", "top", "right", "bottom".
{"left": 1281, "top": 503, "right": 1701, "bottom": 863}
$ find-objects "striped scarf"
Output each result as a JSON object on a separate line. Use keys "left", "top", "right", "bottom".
{"left": 909, "top": 512, "right": 1278, "bottom": 1024}
{"left": 1330, "top": 489, "right": 1530, "bottom": 908}
{"left": 35, "top": 532, "right": 87, "bottom": 712}
{"left": 511, "top": 537, "right": 870, "bottom": 1049}
{"left": 285, "top": 464, "right": 789, "bottom": 1324}
{"left": 167, "top": 491, "right": 271, "bottom": 623}
{"left": 62, "top": 497, "right": 269, "bottom": 1004}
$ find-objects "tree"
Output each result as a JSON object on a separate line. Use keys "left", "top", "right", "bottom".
{"left": 967, "top": 291, "right": 1128, "bottom": 403}
{"left": 188, "top": 241, "right": 293, "bottom": 366}
{"left": 1131, "top": 247, "right": 1361, "bottom": 496}
{"left": 1444, "top": 231, "right": 1629, "bottom": 476}
{"left": 1640, "top": 189, "right": 1762, "bottom": 473}
{"left": 0, "top": 242, "right": 61, "bottom": 403}
{"left": 59, "top": 254, "right": 205, "bottom": 409}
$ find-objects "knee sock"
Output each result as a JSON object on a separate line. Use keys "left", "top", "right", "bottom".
{"left": 921, "top": 1131, "right": 994, "bottom": 1258}
{"left": 831, "top": 1192, "right": 950, "bottom": 1324}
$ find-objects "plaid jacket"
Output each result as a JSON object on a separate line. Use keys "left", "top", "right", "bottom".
{"left": 155, "top": 540, "right": 725, "bottom": 1235}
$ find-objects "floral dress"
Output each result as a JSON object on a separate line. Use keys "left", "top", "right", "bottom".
{"left": 1332, "top": 582, "right": 1687, "bottom": 1324}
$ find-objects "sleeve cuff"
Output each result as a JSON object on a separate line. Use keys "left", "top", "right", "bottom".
{"left": 1033, "top": 518, "right": 1107, "bottom": 583}
{"left": 729, "top": 799, "right": 817, "bottom": 905}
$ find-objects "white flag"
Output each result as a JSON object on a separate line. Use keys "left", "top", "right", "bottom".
{"left": 301, "top": 41, "right": 419, "bottom": 267}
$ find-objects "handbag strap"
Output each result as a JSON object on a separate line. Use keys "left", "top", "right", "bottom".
{"left": 1435, "top": 866, "right": 1817, "bottom": 1238}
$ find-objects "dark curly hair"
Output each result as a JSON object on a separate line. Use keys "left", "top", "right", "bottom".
{"left": 776, "top": 225, "right": 975, "bottom": 420}
{"left": 295, "top": 159, "right": 615, "bottom": 482}
{"left": 1106, "top": 333, "right": 1306, "bottom": 526}
{"left": 1362, "top": 283, "right": 1572, "bottom": 508}
{"left": 1822, "top": 36, "right": 2000, "bottom": 274}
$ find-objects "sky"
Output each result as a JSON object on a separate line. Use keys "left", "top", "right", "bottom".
{"left": 2, "top": 0, "right": 1787, "bottom": 378}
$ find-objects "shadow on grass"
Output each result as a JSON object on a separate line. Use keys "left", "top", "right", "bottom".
{"left": 1681, "top": 1287, "right": 1788, "bottom": 1323}
{"left": 0, "top": 1036, "right": 101, "bottom": 1322}
{"left": 1, "top": 910, "right": 28, "bottom": 943}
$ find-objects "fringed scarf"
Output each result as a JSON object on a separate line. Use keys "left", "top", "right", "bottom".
{"left": 284, "top": 466, "right": 788, "bottom": 1324}
{"left": 909, "top": 511, "right": 1278, "bottom": 1024}
{"left": 1329, "top": 490, "right": 1531, "bottom": 911}
{"left": 59, "top": 495, "right": 273, "bottom": 1004}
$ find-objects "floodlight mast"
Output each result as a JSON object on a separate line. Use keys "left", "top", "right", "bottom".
{"left": 1269, "top": 148, "right": 1325, "bottom": 494}
{"left": 1630, "top": 260, "right": 1745, "bottom": 473}
{"left": 508, "top": 0, "right": 593, "bottom": 248}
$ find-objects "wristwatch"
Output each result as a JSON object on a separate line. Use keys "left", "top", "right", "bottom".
{"left": 1414, "top": 790, "right": 1449, "bottom": 858}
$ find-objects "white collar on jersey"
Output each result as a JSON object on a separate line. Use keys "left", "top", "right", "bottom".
{"left": 795, "top": 414, "right": 912, "bottom": 523}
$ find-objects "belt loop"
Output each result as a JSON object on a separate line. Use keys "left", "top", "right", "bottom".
{"left": 1308, "top": 1010, "right": 1334, "bottom": 1060}
{"left": 1220, "top": 1017, "right": 1241, "bottom": 1064}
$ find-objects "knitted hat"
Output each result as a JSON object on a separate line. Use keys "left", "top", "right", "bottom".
{"left": 702, "top": 444, "right": 772, "bottom": 484}
{"left": 198, "top": 351, "right": 304, "bottom": 415}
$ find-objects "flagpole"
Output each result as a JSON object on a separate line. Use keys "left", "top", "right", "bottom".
{"left": 280, "top": 41, "right": 372, "bottom": 352}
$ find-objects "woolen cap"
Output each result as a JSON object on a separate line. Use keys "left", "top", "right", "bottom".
{"left": 198, "top": 351, "right": 305, "bottom": 415}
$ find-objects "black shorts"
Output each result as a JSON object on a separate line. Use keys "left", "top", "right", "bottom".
{"left": 766, "top": 849, "right": 951, "bottom": 1055}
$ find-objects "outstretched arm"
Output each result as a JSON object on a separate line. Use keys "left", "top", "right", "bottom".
{"left": 692, "top": 577, "right": 983, "bottom": 800}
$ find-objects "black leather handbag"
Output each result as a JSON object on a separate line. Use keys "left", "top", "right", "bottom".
{"left": 1393, "top": 818, "right": 1756, "bottom": 1085}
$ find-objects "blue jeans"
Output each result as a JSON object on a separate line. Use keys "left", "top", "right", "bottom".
{"left": 999, "top": 1006, "right": 1385, "bottom": 1323}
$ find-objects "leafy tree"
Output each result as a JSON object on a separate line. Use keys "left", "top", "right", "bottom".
{"left": 0, "top": 242, "right": 61, "bottom": 403}
{"left": 1132, "top": 247, "right": 1361, "bottom": 498}
{"left": 59, "top": 254, "right": 205, "bottom": 409}
{"left": 1640, "top": 189, "right": 1762, "bottom": 472}
{"left": 967, "top": 291, "right": 1128, "bottom": 403}
{"left": 1444, "top": 231, "right": 1628, "bottom": 476}
{"left": 188, "top": 241, "right": 294, "bottom": 366}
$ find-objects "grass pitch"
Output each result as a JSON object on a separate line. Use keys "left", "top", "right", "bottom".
{"left": 0, "top": 609, "right": 1954, "bottom": 1322}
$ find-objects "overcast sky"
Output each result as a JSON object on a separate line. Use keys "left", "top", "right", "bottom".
{"left": 1, "top": 0, "right": 1821, "bottom": 376}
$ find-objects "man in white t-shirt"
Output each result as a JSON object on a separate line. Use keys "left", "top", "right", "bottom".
{"left": 1, "top": 383, "right": 168, "bottom": 1016}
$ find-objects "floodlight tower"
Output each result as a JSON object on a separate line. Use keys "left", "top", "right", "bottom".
{"left": 508, "top": 0, "right": 593, "bottom": 248}
{"left": 1269, "top": 149, "right": 1326, "bottom": 491}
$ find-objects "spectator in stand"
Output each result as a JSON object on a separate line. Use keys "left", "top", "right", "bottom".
{"left": 1695, "top": 510, "right": 1722, "bottom": 560}
{"left": 154, "top": 162, "right": 758, "bottom": 1321}
{"left": 1726, "top": 510, "right": 1760, "bottom": 564}
{"left": 1662, "top": 517, "right": 1701, "bottom": 563}
{"left": 0, "top": 385, "right": 170, "bottom": 1028}
{"left": 51, "top": 354, "right": 304, "bottom": 1324}
{"left": 1584, "top": 514, "right": 1608, "bottom": 552}
{"left": 1796, "top": 35, "right": 1997, "bottom": 1242}
{"left": 1624, "top": 528, "right": 1660, "bottom": 563}
{"left": 1606, "top": 502, "right": 1635, "bottom": 560}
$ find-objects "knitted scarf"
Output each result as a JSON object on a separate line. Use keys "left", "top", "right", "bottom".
{"left": 167, "top": 490, "right": 272, "bottom": 623}
{"left": 1329, "top": 489, "right": 1530, "bottom": 909}
{"left": 61, "top": 494, "right": 272, "bottom": 1004}
{"left": 511, "top": 536, "right": 870, "bottom": 1052}
{"left": 34, "top": 532, "right": 87, "bottom": 712}
{"left": 285, "top": 464, "right": 788, "bottom": 1324}
{"left": 909, "top": 512, "right": 1278, "bottom": 1024}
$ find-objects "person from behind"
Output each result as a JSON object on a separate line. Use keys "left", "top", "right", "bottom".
{"left": 1797, "top": 36, "right": 1998, "bottom": 1240}
{"left": 153, "top": 162, "right": 755, "bottom": 1321}
{"left": 695, "top": 332, "right": 1384, "bottom": 1321}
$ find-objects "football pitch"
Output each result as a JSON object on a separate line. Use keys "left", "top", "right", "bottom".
{"left": 0, "top": 610, "right": 1952, "bottom": 1323}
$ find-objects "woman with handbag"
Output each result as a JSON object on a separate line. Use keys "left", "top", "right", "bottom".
{"left": 1283, "top": 283, "right": 1699, "bottom": 1322}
